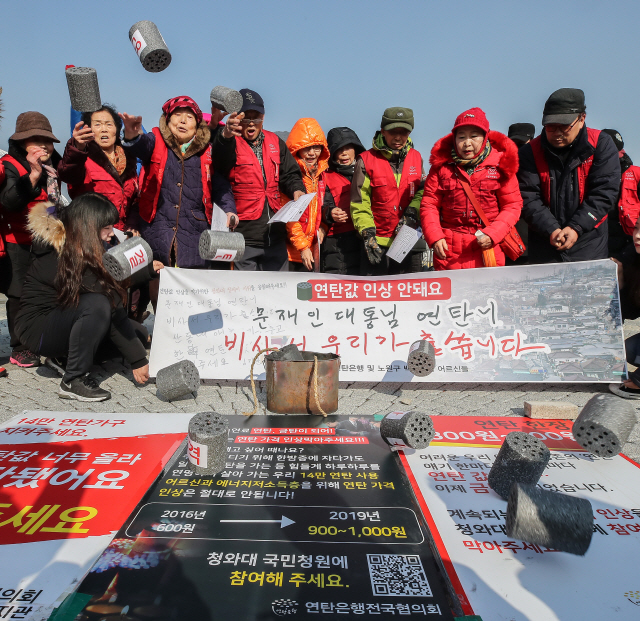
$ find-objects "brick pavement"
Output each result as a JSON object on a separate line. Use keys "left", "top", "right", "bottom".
{"left": 0, "top": 295, "right": 638, "bottom": 461}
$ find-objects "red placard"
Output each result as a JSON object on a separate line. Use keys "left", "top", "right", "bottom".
{"left": 0, "top": 434, "right": 184, "bottom": 544}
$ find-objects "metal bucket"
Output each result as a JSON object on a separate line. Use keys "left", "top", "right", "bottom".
{"left": 266, "top": 352, "right": 340, "bottom": 414}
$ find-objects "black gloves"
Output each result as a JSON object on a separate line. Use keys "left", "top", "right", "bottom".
{"left": 362, "top": 227, "right": 383, "bottom": 265}
{"left": 394, "top": 206, "right": 419, "bottom": 235}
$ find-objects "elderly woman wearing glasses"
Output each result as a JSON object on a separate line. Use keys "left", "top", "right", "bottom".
{"left": 518, "top": 88, "right": 620, "bottom": 264}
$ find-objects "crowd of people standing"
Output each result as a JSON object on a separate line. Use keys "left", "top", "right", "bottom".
{"left": 0, "top": 85, "right": 638, "bottom": 401}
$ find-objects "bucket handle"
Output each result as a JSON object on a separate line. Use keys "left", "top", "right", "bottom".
{"left": 243, "top": 348, "right": 328, "bottom": 417}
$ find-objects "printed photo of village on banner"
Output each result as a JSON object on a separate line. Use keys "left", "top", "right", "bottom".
{"left": 150, "top": 259, "right": 624, "bottom": 383}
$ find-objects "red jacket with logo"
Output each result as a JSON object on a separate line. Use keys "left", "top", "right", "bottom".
{"left": 0, "top": 154, "right": 49, "bottom": 244}
{"left": 138, "top": 127, "right": 212, "bottom": 224}
{"left": 618, "top": 165, "right": 640, "bottom": 235}
{"left": 229, "top": 130, "right": 281, "bottom": 221}
{"left": 324, "top": 170, "right": 355, "bottom": 235}
{"left": 420, "top": 130, "right": 522, "bottom": 270}
{"left": 359, "top": 148, "right": 422, "bottom": 238}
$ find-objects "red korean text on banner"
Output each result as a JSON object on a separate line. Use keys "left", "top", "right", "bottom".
{"left": 305, "top": 278, "right": 451, "bottom": 302}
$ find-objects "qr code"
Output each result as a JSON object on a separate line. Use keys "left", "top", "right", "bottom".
{"left": 366, "top": 554, "right": 432, "bottom": 597}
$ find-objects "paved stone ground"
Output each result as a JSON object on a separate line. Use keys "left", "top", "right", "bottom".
{"left": 1, "top": 295, "right": 639, "bottom": 461}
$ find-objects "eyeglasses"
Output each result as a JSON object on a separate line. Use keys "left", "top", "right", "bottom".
{"left": 304, "top": 146, "right": 323, "bottom": 153}
{"left": 544, "top": 116, "right": 581, "bottom": 134}
{"left": 240, "top": 117, "right": 264, "bottom": 126}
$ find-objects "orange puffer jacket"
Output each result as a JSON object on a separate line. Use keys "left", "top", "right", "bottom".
{"left": 283, "top": 118, "right": 329, "bottom": 263}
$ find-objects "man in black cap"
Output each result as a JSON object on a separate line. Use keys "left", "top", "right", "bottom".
{"left": 211, "top": 89, "right": 305, "bottom": 271}
{"left": 517, "top": 88, "right": 620, "bottom": 263}
{"left": 508, "top": 123, "right": 535, "bottom": 148}
{"left": 600, "top": 129, "right": 640, "bottom": 256}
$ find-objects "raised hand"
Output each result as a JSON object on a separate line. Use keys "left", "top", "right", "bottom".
{"left": 119, "top": 113, "right": 143, "bottom": 140}
{"left": 72, "top": 121, "right": 95, "bottom": 150}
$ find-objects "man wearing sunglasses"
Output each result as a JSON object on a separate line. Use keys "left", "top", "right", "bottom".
{"left": 517, "top": 88, "right": 619, "bottom": 264}
{"left": 211, "top": 89, "right": 305, "bottom": 271}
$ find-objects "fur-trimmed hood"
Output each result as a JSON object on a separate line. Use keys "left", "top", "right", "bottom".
{"left": 27, "top": 202, "right": 65, "bottom": 253}
{"left": 429, "top": 130, "right": 519, "bottom": 180}
{"left": 159, "top": 116, "right": 211, "bottom": 160}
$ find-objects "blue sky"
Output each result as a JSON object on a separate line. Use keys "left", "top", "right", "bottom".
{"left": 0, "top": 0, "right": 637, "bottom": 160}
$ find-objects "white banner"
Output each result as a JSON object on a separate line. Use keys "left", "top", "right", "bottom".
{"left": 149, "top": 260, "right": 625, "bottom": 382}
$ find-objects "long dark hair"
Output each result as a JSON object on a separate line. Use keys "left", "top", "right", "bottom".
{"left": 55, "top": 193, "right": 127, "bottom": 308}
{"left": 81, "top": 104, "right": 122, "bottom": 146}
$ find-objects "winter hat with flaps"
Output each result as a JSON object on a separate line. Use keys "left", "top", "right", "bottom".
{"left": 10, "top": 111, "right": 59, "bottom": 142}
{"left": 381, "top": 107, "right": 414, "bottom": 132}
{"left": 452, "top": 107, "right": 490, "bottom": 135}
{"left": 161, "top": 96, "right": 203, "bottom": 124}
{"left": 327, "top": 127, "right": 365, "bottom": 160}
{"left": 602, "top": 129, "right": 624, "bottom": 152}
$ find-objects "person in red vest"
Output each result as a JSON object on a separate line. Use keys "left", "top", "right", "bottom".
{"left": 211, "top": 89, "right": 306, "bottom": 271}
{"left": 321, "top": 127, "right": 365, "bottom": 274}
{"left": 600, "top": 129, "right": 640, "bottom": 257}
{"left": 351, "top": 107, "right": 425, "bottom": 276}
{"left": 58, "top": 104, "right": 138, "bottom": 232}
{"left": 421, "top": 108, "right": 522, "bottom": 270}
{"left": 119, "top": 96, "right": 236, "bottom": 310}
{"left": 517, "top": 88, "right": 620, "bottom": 264}
{"left": 0, "top": 112, "right": 62, "bottom": 368}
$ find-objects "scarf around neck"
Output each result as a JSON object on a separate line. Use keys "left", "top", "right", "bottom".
{"left": 452, "top": 140, "right": 491, "bottom": 175}
{"left": 373, "top": 131, "right": 412, "bottom": 161}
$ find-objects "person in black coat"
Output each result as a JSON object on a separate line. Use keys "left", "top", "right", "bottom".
{"left": 320, "top": 127, "right": 365, "bottom": 275}
{"left": 517, "top": 89, "right": 620, "bottom": 264}
{"left": 15, "top": 193, "right": 159, "bottom": 402}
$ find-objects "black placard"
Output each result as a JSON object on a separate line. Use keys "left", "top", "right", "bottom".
{"left": 73, "top": 416, "right": 455, "bottom": 620}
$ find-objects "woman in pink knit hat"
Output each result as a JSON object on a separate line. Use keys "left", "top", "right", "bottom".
{"left": 420, "top": 107, "right": 522, "bottom": 269}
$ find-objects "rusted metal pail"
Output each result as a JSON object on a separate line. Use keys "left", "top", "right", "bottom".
{"left": 266, "top": 352, "right": 340, "bottom": 414}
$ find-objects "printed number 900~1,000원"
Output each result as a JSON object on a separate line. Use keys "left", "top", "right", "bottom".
{"left": 308, "top": 525, "right": 407, "bottom": 539}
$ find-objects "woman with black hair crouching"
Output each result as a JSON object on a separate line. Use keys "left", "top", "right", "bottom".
{"left": 14, "top": 193, "right": 159, "bottom": 402}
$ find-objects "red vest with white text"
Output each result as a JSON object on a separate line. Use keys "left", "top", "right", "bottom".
{"left": 359, "top": 147, "right": 422, "bottom": 237}
{"left": 0, "top": 154, "right": 49, "bottom": 244}
{"left": 324, "top": 169, "right": 354, "bottom": 235}
{"left": 229, "top": 130, "right": 281, "bottom": 220}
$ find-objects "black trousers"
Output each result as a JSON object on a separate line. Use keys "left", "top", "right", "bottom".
{"left": 321, "top": 232, "right": 361, "bottom": 275}
{"left": 32, "top": 293, "right": 147, "bottom": 383}
{"left": 360, "top": 247, "right": 423, "bottom": 276}
{"left": 4, "top": 242, "right": 33, "bottom": 351}
{"left": 234, "top": 239, "right": 289, "bottom": 272}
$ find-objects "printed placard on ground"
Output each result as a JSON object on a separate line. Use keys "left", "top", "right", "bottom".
{"left": 69, "top": 415, "right": 455, "bottom": 621}
{"left": 149, "top": 259, "right": 624, "bottom": 382}
{"left": 400, "top": 416, "right": 640, "bottom": 620}
{"left": 0, "top": 411, "right": 193, "bottom": 619}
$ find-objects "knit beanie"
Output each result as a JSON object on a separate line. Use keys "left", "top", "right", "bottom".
{"left": 452, "top": 108, "right": 490, "bottom": 135}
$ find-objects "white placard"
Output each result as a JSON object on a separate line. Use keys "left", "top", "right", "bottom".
{"left": 113, "top": 228, "right": 127, "bottom": 243}
{"left": 130, "top": 29, "right": 147, "bottom": 57}
{"left": 188, "top": 436, "right": 208, "bottom": 467}
{"left": 211, "top": 203, "right": 229, "bottom": 232}
{"left": 387, "top": 225, "right": 422, "bottom": 263}
{"left": 123, "top": 243, "right": 149, "bottom": 274}
{"left": 385, "top": 437, "right": 408, "bottom": 448}
{"left": 269, "top": 193, "right": 316, "bottom": 224}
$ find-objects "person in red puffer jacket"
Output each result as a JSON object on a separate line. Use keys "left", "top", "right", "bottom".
{"left": 421, "top": 107, "right": 522, "bottom": 270}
